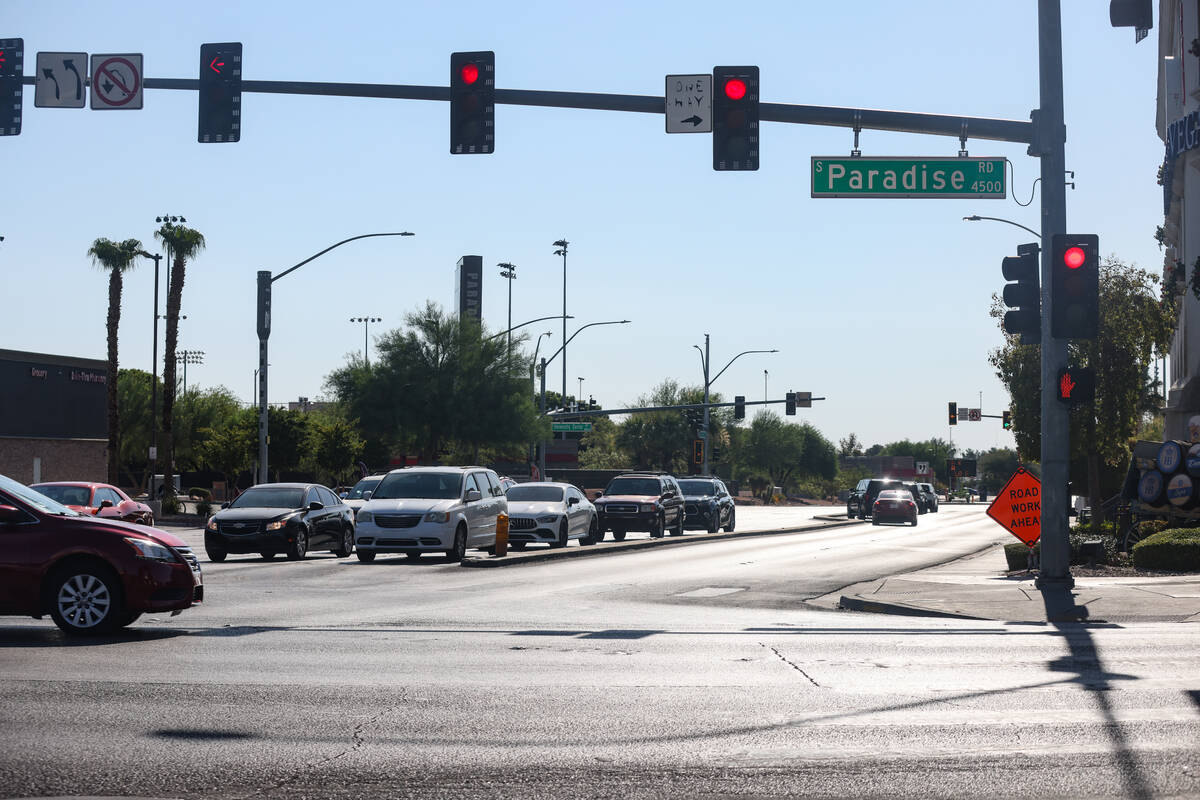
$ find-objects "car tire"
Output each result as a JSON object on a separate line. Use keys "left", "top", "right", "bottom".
{"left": 910, "top": 516, "right": 918, "bottom": 527}
{"left": 260, "top": 551, "right": 275, "bottom": 561}
{"left": 706, "top": 512, "right": 720, "bottom": 534}
{"left": 872, "top": 519, "right": 880, "bottom": 526}
{"left": 357, "top": 550, "right": 376, "bottom": 563}
{"left": 583, "top": 516, "right": 600, "bottom": 545}
{"left": 46, "top": 562, "right": 124, "bottom": 636}
{"left": 551, "top": 520, "right": 568, "bottom": 549}
{"left": 333, "top": 525, "right": 354, "bottom": 558}
{"left": 724, "top": 507, "right": 736, "bottom": 532}
{"left": 286, "top": 527, "right": 308, "bottom": 561}
{"left": 650, "top": 514, "right": 665, "bottom": 539}
{"left": 671, "top": 512, "right": 685, "bottom": 536}
{"left": 115, "top": 611, "right": 141, "bottom": 628}
{"left": 207, "top": 548, "right": 227, "bottom": 562}
{"left": 446, "top": 525, "right": 467, "bottom": 563}
{"left": 612, "top": 529, "right": 626, "bottom": 542}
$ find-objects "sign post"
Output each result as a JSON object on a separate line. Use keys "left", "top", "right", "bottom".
{"left": 986, "top": 467, "right": 1042, "bottom": 548}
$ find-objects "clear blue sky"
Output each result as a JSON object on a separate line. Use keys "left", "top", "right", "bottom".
{"left": 2, "top": 1, "right": 1164, "bottom": 456}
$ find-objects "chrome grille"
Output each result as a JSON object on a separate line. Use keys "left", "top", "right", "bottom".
{"left": 509, "top": 517, "right": 537, "bottom": 530}
{"left": 174, "top": 545, "right": 202, "bottom": 572}
{"left": 219, "top": 521, "right": 261, "bottom": 535}
{"left": 603, "top": 504, "right": 639, "bottom": 515}
{"left": 375, "top": 514, "right": 421, "bottom": 529}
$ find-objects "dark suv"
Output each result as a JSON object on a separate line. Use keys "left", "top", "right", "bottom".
{"left": 847, "top": 477, "right": 908, "bottom": 520}
{"left": 594, "top": 473, "right": 686, "bottom": 541}
{"left": 678, "top": 477, "right": 736, "bottom": 533}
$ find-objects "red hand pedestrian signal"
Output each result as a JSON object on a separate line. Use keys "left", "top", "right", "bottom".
{"left": 1056, "top": 367, "right": 1094, "bottom": 405}
{"left": 1059, "top": 371, "right": 1076, "bottom": 400}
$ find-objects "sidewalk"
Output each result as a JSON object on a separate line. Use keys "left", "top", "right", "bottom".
{"left": 813, "top": 546, "right": 1200, "bottom": 624}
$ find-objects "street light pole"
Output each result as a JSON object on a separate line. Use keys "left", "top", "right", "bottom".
{"left": 258, "top": 231, "right": 413, "bottom": 484}
{"left": 962, "top": 215, "right": 1042, "bottom": 239}
{"left": 138, "top": 250, "right": 163, "bottom": 493}
{"left": 498, "top": 262, "right": 516, "bottom": 356}
{"left": 577, "top": 376, "right": 585, "bottom": 410}
{"left": 553, "top": 239, "right": 568, "bottom": 402}
{"left": 350, "top": 316, "right": 382, "bottom": 366}
{"left": 176, "top": 349, "right": 205, "bottom": 395}
{"left": 693, "top": 338, "right": 777, "bottom": 475}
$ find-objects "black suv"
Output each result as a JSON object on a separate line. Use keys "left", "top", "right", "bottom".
{"left": 678, "top": 476, "right": 736, "bottom": 533}
{"left": 594, "top": 473, "right": 686, "bottom": 540}
{"left": 847, "top": 478, "right": 908, "bottom": 520}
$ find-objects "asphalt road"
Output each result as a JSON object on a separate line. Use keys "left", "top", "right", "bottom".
{"left": 2, "top": 504, "right": 1198, "bottom": 799}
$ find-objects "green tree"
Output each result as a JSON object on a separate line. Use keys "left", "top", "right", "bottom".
{"left": 305, "top": 412, "right": 365, "bottom": 487}
{"left": 173, "top": 386, "right": 245, "bottom": 472}
{"left": 578, "top": 416, "right": 629, "bottom": 469}
{"left": 879, "top": 438, "right": 955, "bottom": 484}
{"left": 153, "top": 222, "right": 206, "bottom": 497}
{"left": 741, "top": 412, "right": 807, "bottom": 490}
{"left": 838, "top": 433, "right": 864, "bottom": 458}
{"left": 88, "top": 237, "right": 144, "bottom": 484}
{"left": 116, "top": 368, "right": 156, "bottom": 488}
{"left": 979, "top": 447, "right": 1019, "bottom": 492}
{"left": 197, "top": 409, "right": 255, "bottom": 494}
{"left": 616, "top": 380, "right": 694, "bottom": 473}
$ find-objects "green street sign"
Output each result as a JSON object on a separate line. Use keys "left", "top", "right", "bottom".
{"left": 811, "top": 156, "right": 1006, "bottom": 199}
{"left": 551, "top": 422, "right": 593, "bottom": 432}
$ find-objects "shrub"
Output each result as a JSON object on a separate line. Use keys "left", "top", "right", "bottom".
{"left": 188, "top": 487, "right": 212, "bottom": 501}
{"left": 1133, "top": 519, "right": 1169, "bottom": 544}
{"left": 1132, "top": 528, "right": 1200, "bottom": 572}
{"left": 161, "top": 495, "right": 180, "bottom": 516}
{"left": 195, "top": 500, "right": 212, "bottom": 518}
{"left": 1004, "top": 542, "right": 1039, "bottom": 571}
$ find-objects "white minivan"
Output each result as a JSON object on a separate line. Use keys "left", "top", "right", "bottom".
{"left": 353, "top": 466, "right": 507, "bottom": 562}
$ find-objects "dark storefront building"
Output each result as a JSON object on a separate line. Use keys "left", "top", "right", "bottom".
{"left": 0, "top": 349, "right": 107, "bottom": 483}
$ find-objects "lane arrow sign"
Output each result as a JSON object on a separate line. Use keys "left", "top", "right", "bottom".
{"left": 63, "top": 58, "right": 82, "bottom": 99}
{"left": 209, "top": 56, "right": 225, "bottom": 74}
{"left": 682, "top": 115, "right": 704, "bottom": 127}
{"left": 42, "top": 68, "right": 60, "bottom": 100}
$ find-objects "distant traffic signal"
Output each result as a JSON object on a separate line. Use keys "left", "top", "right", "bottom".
{"left": 712, "top": 66, "right": 758, "bottom": 171}
{"left": 450, "top": 51, "right": 494, "bottom": 154}
{"left": 734, "top": 395, "right": 745, "bottom": 420}
{"left": 693, "top": 439, "right": 704, "bottom": 465}
{"left": 1002, "top": 243, "right": 1040, "bottom": 341}
{"left": 785, "top": 392, "right": 796, "bottom": 415}
{"left": 0, "top": 38, "right": 23, "bottom": 136}
{"left": 1051, "top": 233, "right": 1099, "bottom": 339}
{"left": 948, "top": 402, "right": 957, "bottom": 426}
{"left": 1057, "top": 367, "right": 1096, "bottom": 405}
{"left": 1002, "top": 410, "right": 1012, "bottom": 430}
{"left": 198, "top": 42, "right": 242, "bottom": 143}
{"left": 1110, "top": 0, "right": 1152, "bottom": 29}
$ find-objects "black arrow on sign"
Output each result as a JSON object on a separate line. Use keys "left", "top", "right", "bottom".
{"left": 63, "top": 59, "right": 83, "bottom": 100}
{"left": 682, "top": 115, "right": 704, "bottom": 127}
{"left": 42, "top": 68, "right": 61, "bottom": 100}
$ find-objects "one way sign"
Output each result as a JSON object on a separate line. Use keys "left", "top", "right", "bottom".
{"left": 665, "top": 74, "right": 711, "bottom": 133}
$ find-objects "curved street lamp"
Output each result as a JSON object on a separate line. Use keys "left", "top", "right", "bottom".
{"left": 692, "top": 335, "right": 778, "bottom": 473}
{"left": 962, "top": 215, "right": 1041, "bottom": 239}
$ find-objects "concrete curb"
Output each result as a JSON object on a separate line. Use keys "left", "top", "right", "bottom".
{"left": 835, "top": 595, "right": 987, "bottom": 620}
{"left": 461, "top": 515, "right": 863, "bottom": 568}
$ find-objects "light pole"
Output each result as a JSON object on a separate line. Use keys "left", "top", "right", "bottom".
{"left": 553, "top": 239, "right": 568, "bottom": 402}
{"left": 692, "top": 335, "right": 778, "bottom": 474}
{"left": 577, "top": 376, "right": 585, "bottom": 410}
{"left": 498, "top": 262, "right": 516, "bottom": 355}
{"left": 176, "top": 349, "right": 205, "bottom": 395}
{"left": 258, "top": 231, "right": 414, "bottom": 484}
{"left": 538, "top": 318, "right": 631, "bottom": 478}
{"left": 962, "top": 215, "right": 1042, "bottom": 238}
{"left": 486, "top": 314, "right": 574, "bottom": 341}
{"left": 764, "top": 370, "right": 769, "bottom": 403}
{"left": 138, "top": 250, "right": 163, "bottom": 488}
{"left": 350, "top": 316, "right": 382, "bottom": 366}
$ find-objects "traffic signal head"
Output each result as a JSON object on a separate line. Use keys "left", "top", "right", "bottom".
{"left": 712, "top": 66, "right": 758, "bottom": 171}
{"left": 1110, "top": 0, "right": 1152, "bottom": 28}
{"left": 1051, "top": 233, "right": 1099, "bottom": 339}
{"left": 693, "top": 439, "right": 704, "bottom": 465}
{"left": 450, "top": 51, "right": 494, "bottom": 154}
{"left": 198, "top": 42, "right": 242, "bottom": 143}
{"left": 734, "top": 395, "right": 745, "bottom": 420}
{"left": 1002, "top": 410, "right": 1012, "bottom": 430}
{"left": 948, "top": 402, "right": 957, "bottom": 426}
{"left": 0, "top": 38, "right": 23, "bottom": 136}
{"left": 1057, "top": 367, "right": 1096, "bottom": 405}
{"left": 785, "top": 391, "right": 796, "bottom": 415}
{"left": 1001, "top": 242, "right": 1040, "bottom": 340}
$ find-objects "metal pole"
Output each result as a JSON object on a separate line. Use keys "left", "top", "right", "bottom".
{"left": 150, "top": 254, "right": 160, "bottom": 495}
{"left": 1036, "top": 0, "right": 1071, "bottom": 590}
{"left": 539, "top": 356, "right": 547, "bottom": 479}
{"left": 702, "top": 333, "right": 711, "bottom": 474}
{"left": 257, "top": 270, "right": 271, "bottom": 484}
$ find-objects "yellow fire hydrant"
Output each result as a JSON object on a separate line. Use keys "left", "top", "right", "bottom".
{"left": 495, "top": 512, "right": 509, "bottom": 557}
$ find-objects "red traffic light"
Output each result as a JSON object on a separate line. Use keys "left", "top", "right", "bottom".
{"left": 723, "top": 78, "right": 747, "bottom": 100}
{"left": 1063, "top": 246, "right": 1086, "bottom": 269}
{"left": 460, "top": 63, "right": 480, "bottom": 85}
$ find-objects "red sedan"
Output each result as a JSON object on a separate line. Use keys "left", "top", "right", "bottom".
{"left": 871, "top": 489, "right": 919, "bottom": 526}
{"left": 31, "top": 482, "right": 154, "bottom": 527}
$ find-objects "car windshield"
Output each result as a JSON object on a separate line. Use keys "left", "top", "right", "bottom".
{"left": 506, "top": 486, "right": 564, "bottom": 503}
{"left": 374, "top": 471, "right": 464, "bottom": 500}
{"left": 1, "top": 475, "right": 80, "bottom": 516}
{"left": 605, "top": 478, "right": 663, "bottom": 496}
{"left": 229, "top": 487, "right": 305, "bottom": 509}
{"left": 32, "top": 484, "right": 93, "bottom": 506}
{"left": 678, "top": 480, "right": 718, "bottom": 496}
{"left": 878, "top": 490, "right": 911, "bottom": 500}
{"left": 346, "top": 478, "right": 382, "bottom": 500}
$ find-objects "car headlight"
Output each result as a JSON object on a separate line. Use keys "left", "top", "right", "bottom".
{"left": 266, "top": 516, "right": 292, "bottom": 531}
{"left": 125, "top": 537, "right": 176, "bottom": 563}
{"left": 357, "top": 511, "right": 373, "bottom": 524}
{"left": 639, "top": 503, "right": 657, "bottom": 512}
{"left": 205, "top": 517, "right": 218, "bottom": 531}
{"left": 536, "top": 515, "right": 559, "bottom": 523}
{"left": 424, "top": 511, "right": 451, "bottom": 523}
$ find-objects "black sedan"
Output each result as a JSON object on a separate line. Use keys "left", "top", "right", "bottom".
{"left": 204, "top": 483, "right": 355, "bottom": 562}
{"left": 678, "top": 477, "right": 736, "bottom": 533}
{"left": 871, "top": 489, "right": 919, "bottom": 526}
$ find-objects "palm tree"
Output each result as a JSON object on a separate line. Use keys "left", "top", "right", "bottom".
{"left": 88, "top": 237, "right": 144, "bottom": 485}
{"left": 153, "top": 222, "right": 206, "bottom": 500}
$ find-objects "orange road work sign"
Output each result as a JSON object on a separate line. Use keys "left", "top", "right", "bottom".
{"left": 986, "top": 467, "right": 1042, "bottom": 547}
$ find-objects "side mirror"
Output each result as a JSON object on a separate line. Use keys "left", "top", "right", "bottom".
{"left": 363, "top": 491, "right": 372, "bottom": 501}
{"left": 98, "top": 499, "right": 114, "bottom": 510}
{"left": 220, "top": 502, "right": 230, "bottom": 509}
{"left": 308, "top": 501, "right": 325, "bottom": 511}
{"left": 465, "top": 489, "right": 482, "bottom": 503}
{"left": 338, "top": 491, "right": 349, "bottom": 499}
{"left": 568, "top": 496, "right": 580, "bottom": 506}
{"left": 595, "top": 490, "right": 603, "bottom": 497}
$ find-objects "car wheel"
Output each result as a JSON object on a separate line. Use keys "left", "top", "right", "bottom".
{"left": 356, "top": 550, "right": 376, "bottom": 562}
{"left": 46, "top": 563, "right": 123, "bottom": 636}
{"left": 115, "top": 611, "right": 141, "bottom": 628}
{"left": 872, "top": 519, "right": 880, "bottom": 526}
{"left": 405, "top": 552, "right": 422, "bottom": 561}
{"left": 260, "top": 551, "right": 276, "bottom": 561}
{"left": 706, "top": 512, "right": 720, "bottom": 534}
{"left": 583, "top": 516, "right": 600, "bottom": 545}
{"left": 910, "top": 515, "right": 918, "bottom": 527}
{"left": 207, "top": 548, "right": 227, "bottom": 562}
{"left": 333, "top": 525, "right": 354, "bottom": 558}
{"left": 551, "top": 520, "right": 568, "bottom": 549}
{"left": 286, "top": 527, "right": 308, "bottom": 561}
{"left": 612, "top": 529, "right": 627, "bottom": 542}
{"left": 446, "top": 525, "right": 467, "bottom": 562}
{"left": 672, "top": 511, "right": 685, "bottom": 536}
{"left": 724, "top": 507, "right": 736, "bottom": 532}
{"left": 650, "top": 514, "right": 665, "bottom": 538}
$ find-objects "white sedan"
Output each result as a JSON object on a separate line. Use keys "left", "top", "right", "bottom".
{"left": 505, "top": 482, "right": 599, "bottom": 549}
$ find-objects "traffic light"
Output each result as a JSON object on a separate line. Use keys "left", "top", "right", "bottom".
{"left": 1057, "top": 367, "right": 1096, "bottom": 405}
{"left": 450, "top": 51, "right": 494, "bottom": 154}
{"left": 0, "top": 38, "right": 22, "bottom": 136}
{"left": 198, "top": 42, "right": 242, "bottom": 143}
{"left": 693, "top": 439, "right": 704, "bottom": 465}
{"left": 785, "top": 392, "right": 796, "bottom": 415}
{"left": 712, "top": 66, "right": 758, "bottom": 171}
{"left": 948, "top": 402, "right": 957, "bottom": 426}
{"left": 1051, "top": 233, "right": 1100, "bottom": 339}
{"left": 1001, "top": 243, "right": 1040, "bottom": 341}
{"left": 734, "top": 395, "right": 745, "bottom": 420}
{"left": 1002, "top": 410, "right": 1012, "bottom": 430}
{"left": 1110, "top": 0, "right": 1152, "bottom": 29}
